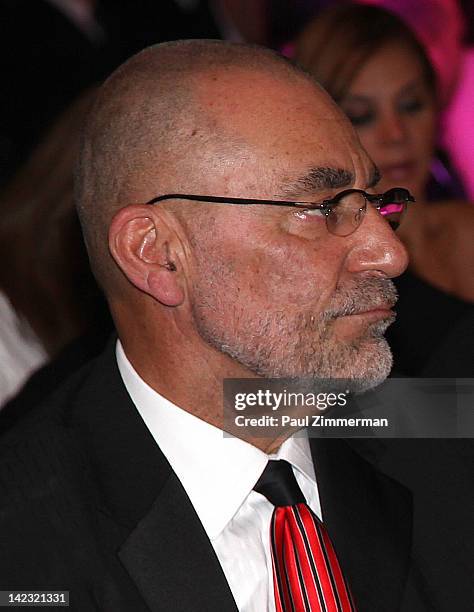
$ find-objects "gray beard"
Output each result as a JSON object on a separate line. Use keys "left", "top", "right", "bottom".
{"left": 192, "top": 276, "right": 398, "bottom": 393}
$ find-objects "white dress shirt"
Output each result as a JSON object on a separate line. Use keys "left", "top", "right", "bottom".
{"left": 116, "top": 341, "right": 322, "bottom": 612}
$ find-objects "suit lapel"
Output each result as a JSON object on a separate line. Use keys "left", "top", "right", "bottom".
{"left": 73, "top": 340, "right": 238, "bottom": 612}
{"left": 118, "top": 473, "right": 238, "bottom": 612}
{"left": 310, "top": 438, "right": 413, "bottom": 612}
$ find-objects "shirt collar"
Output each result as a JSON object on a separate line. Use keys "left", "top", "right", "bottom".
{"left": 116, "top": 340, "right": 316, "bottom": 539}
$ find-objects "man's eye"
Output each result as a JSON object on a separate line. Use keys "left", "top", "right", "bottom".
{"left": 293, "top": 207, "right": 326, "bottom": 223}
{"left": 303, "top": 207, "right": 326, "bottom": 217}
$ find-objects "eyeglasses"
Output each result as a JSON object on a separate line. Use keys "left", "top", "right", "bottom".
{"left": 146, "top": 187, "right": 415, "bottom": 237}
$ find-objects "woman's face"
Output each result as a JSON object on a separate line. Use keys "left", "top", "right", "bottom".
{"left": 339, "top": 42, "right": 437, "bottom": 200}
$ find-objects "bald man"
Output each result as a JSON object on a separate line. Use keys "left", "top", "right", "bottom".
{"left": 0, "top": 40, "right": 472, "bottom": 612}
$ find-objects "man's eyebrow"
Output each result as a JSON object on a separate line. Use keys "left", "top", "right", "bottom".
{"left": 279, "top": 167, "right": 354, "bottom": 198}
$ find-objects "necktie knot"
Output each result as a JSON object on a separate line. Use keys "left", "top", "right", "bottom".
{"left": 254, "top": 460, "right": 306, "bottom": 507}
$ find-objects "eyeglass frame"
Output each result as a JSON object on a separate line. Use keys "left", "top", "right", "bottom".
{"left": 145, "top": 187, "right": 415, "bottom": 236}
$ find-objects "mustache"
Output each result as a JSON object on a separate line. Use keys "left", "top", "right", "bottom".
{"left": 324, "top": 277, "right": 398, "bottom": 319}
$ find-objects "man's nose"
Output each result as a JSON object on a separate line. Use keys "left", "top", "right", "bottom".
{"left": 345, "top": 204, "right": 409, "bottom": 278}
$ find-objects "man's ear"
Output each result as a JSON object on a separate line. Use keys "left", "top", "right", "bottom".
{"left": 109, "top": 204, "right": 185, "bottom": 306}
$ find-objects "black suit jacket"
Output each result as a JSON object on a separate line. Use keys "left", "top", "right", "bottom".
{"left": 0, "top": 341, "right": 472, "bottom": 611}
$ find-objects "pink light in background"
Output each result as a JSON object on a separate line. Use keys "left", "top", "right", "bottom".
{"left": 442, "top": 50, "right": 474, "bottom": 200}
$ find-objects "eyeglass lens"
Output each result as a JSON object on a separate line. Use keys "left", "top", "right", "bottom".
{"left": 327, "top": 189, "right": 407, "bottom": 236}
{"left": 326, "top": 191, "right": 367, "bottom": 237}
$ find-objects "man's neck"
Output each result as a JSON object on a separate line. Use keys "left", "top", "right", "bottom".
{"left": 116, "top": 337, "right": 297, "bottom": 453}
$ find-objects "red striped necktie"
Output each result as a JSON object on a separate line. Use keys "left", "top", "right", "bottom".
{"left": 254, "top": 460, "right": 356, "bottom": 612}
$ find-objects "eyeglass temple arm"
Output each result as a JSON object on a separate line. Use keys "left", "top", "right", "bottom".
{"left": 145, "top": 194, "right": 324, "bottom": 208}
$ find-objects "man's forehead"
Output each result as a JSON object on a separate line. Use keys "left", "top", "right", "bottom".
{"left": 190, "top": 67, "right": 371, "bottom": 192}
{"left": 194, "top": 66, "right": 336, "bottom": 122}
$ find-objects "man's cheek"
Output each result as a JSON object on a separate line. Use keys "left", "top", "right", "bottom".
{"left": 265, "top": 263, "right": 331, "bottom": 308}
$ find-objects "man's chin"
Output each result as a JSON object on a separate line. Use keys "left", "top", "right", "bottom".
{"left": 343, "top": 338, "right": 393, "bottom": 394}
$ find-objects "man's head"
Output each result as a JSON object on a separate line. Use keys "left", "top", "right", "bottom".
{"left": 76, "top": 39, "right": 408, "bottom": 401}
